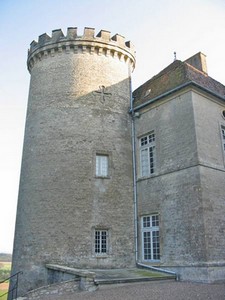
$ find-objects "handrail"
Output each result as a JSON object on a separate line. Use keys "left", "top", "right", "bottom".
{"left": 0, "top": 271, "right": 23, "bottom": 300}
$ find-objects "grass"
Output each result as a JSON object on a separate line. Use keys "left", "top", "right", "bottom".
{"left": 0, "top": 262, "right": 11, "bottom": 271}
{"left": 0, "top": 261, "right": 11, "bottom": 299}
{"left": 134, "top": 269, "right": 174, "bottom": 278}
{"left": 0, "top": 289, "right": 8, "bottom": 300}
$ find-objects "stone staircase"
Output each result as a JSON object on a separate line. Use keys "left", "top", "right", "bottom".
{"left": 17, "top": 264, "right": 176, "bottom": 299}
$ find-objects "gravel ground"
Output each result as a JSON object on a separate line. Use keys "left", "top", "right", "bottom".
{"left": 38, "top": 280, "right": 225, "bottom": 300}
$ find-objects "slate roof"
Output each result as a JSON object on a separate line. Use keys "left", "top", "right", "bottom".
{"left": 133, "top": 58, "right": 225, "bottom": 109}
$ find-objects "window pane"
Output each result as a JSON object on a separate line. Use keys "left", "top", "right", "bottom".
{"left": 152, "top": 215, "right": 159, "bottom": 227}
{"left": 96, "top": 155, "right": 108, "bottom": 177}
{"left": 222, "top": 128, "right": 225, "bottom": 139}
{"left": 143, "top": 216, "right": 151, "bottom": 228}
{"left": 101, "top": 231, "right": 107, "bottom": 253}
{"left": 141, "top": 149, "right": 149, "bottom": 176}
{"left": 152, "top": 230, "right": 160, "bottom": 260}
{"left": 141, "top": 136, "right": 148, "bottom": 146}
{"left": 140, "top": 133, "right": 155, "bottom": 177}
{"left": 95, "top": 231, "right": 100, "bottom": 253}
{"left": 143, "top": 232, "right": 151, "bottom": 260}
{"left": 149, "top": 133, "right": 155, "bottom": 143}
{"left": 149, "top": 146, "right": 155, "bottom": 174}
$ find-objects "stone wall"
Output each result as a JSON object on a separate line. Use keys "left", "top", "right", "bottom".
{"left": 134, "top": 88, "right": 225, "bottom": 282}
{"left": 20, "top": 279, "right": 79, "bottom": 300}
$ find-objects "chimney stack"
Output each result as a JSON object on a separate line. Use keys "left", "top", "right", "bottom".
{"left": 185, "top": 52, "right": 208, "bottom": 74}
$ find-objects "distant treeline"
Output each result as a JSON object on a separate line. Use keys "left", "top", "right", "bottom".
{"left": 0, "top": 253, "right": 12, "bottom": 262}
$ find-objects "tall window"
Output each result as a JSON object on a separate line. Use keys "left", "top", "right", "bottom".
{"left": 95, "top": 230, "right": 108, "bottom": 254}
{"left": 96, "top": 155, "right": 108, "bottom": 177}
{"left": 142, "top": 214, "right": 160, "bottom": 261}
{"left": 221, "top": 126, "right": 225, "bottom": 157}
{"left": 140, "top": 132, "right": 156, "bottom": 177}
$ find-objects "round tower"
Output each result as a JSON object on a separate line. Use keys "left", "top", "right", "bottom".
{"left": 11, "top": 27, "right": 135, "bottom": 295}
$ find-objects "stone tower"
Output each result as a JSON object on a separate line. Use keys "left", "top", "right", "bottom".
{"left": 11, "top": 27, "right": 135, "bottom": 295}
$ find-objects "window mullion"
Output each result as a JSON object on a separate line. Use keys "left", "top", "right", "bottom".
{"left": 100, "top": 231, "right": 102, "bottom": 252}
{"left": 150, "top": 230, "right": 153, "bottom": 260}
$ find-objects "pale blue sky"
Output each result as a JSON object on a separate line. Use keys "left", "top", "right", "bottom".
{"left": 0, "top": 0, "right": 225, "bottom": 253}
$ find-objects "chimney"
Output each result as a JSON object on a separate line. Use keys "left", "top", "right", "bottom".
{"left": 185, "top": 52, "right": 208, "bottom": 74}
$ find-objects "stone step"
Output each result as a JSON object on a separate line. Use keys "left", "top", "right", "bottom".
{"left": 95, "top": 275, "right": 176, "bottom": 285}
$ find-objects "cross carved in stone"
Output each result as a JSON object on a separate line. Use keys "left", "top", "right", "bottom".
{"left": 93, "top": 85, "right": 112, "bottom": 103}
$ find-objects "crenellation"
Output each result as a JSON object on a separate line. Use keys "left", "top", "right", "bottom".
{"left": 67, "top": 27, "right": 78, "bottom": 40}
{"left": 83, "top": 27, "right": 95, "bottom": 39}
{"left": 51, "top": 29, "right": 64, "bottom": 42}
{"left": 111, "top": 34, "right": 125, "bottom": 47}
{"left": 125, "top": 41, "right": 135, "bottom": 53}
{"left": 27, "top": 27, "right": 135, "bottom": 72}
{"left": 38, "top": 33, "right": 51, "bottom": 45}
{"left": 96, "top": 30, "right": 111, "bottom": 41}
{"left": 30, "top": 40, "right": 38, "bottom": 48}
{"left": 28, "top": 27, "right": 135, "bottom": 65}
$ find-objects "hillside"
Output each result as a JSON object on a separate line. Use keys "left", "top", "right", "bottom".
{"left": 0, "top": 253, "right": 12, "bottom": 262}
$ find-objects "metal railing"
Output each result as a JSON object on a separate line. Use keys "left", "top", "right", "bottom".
{"left": 0, "top": 271, "right": 22, "bottom": 300}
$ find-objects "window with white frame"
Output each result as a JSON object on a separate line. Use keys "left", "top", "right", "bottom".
{"left": 221, "top": 126, "right": 225, "bottom": 157}
{"left": 140, "top": 132, "right": 156, "bottom": 177}
{"left": 95, "top": 230, "right": 108, "bottom": 254}
{"left": 96, "top": 154, "right": 108, "bottom": 177}
{"left": 142, "top": 214, "right": 160, "bottom": 261}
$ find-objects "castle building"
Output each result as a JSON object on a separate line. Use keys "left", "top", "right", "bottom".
{"left": 133, "top": 52, "right": 225, "bottom": 282}
{"left": 11, "top": 27, "right": 225, "bottom": 297}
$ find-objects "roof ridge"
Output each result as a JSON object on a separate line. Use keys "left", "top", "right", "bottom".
{"left": 136, "top": 60, "right": 183, "bottom": 92}
{"left": 151, "top": 59, "right": 182, "bottom": 81}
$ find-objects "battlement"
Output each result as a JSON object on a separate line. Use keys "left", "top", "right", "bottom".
{"left": 27, "top": 27, "right": 135, "bottom": 72}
